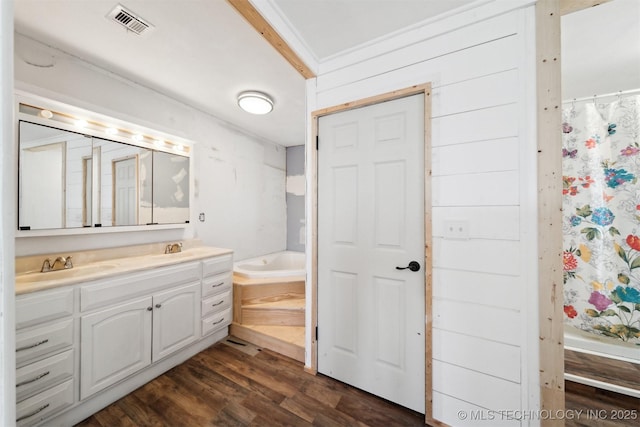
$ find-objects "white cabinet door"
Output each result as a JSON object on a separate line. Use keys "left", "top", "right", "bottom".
{"left": 80, "top": 297, "right": 152, "bottom": 400}
{"left": 152, "top": 282, "right": 200, "bottom": 360}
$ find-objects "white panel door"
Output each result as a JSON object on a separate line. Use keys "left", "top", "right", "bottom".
{"left": 318, "top": 94, "right": 426, "bottom": 413}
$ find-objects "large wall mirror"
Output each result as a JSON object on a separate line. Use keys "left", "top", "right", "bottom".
{"left": 18, "top": 122, "right": 92, "bottom": 229}
{"left": 18, "top": 117, "right": 191, "bottom": 231}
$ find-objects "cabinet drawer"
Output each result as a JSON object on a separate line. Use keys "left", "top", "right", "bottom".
{"left": 202, "top": 272, "right": 232, "bottom": 297}
{"left": 201, "top": 290, "right": 231, "bottom": 318}
{"left": 16, "top": 378, "right": 74, "bottom": 427}
{"left": 16, "top": 288, "right": 74, "bottom": 330}
{"left": 202, "top": 254, "right": 233, "bottom": 278}
{"left": 81, "top": 261, "right": 200, "bottom": 312}
{"left": 202, "top": 308, "right": 231, "bottom": 336}
{"left": 16, "top": 349, "right": 74, "bottom": 402}
{"left": 16, "top": 319, "right": 73, "bottom": 367}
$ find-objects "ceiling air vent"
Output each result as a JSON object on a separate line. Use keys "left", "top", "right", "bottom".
{"left": 107, "top": 4, "right": 153, "bottom": 35}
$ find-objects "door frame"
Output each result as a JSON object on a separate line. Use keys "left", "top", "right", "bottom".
{"left": 310, "top": 83, "right": 434, "bottom": 423}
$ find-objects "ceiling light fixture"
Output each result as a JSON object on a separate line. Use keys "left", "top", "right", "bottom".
{"left": 237, "top": 91, "right": 274, "bottom": 115}
{"left": 74, "top": 119, "right": 88, "bottom": 128}
{"left": 105, "top": 127, "right": 118, "bottom": 135}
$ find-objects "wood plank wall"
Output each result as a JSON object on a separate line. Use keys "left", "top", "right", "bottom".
{"left": 310, "top": 4, "right": 539, "bottom": 425}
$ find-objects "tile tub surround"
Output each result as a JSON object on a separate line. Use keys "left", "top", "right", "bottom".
{"left": 15, "top": 240, "right": 232, "bottom": 294}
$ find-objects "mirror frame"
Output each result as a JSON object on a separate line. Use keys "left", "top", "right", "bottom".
{"left": 15, "top": 91, "right": 194, "bottom": 237}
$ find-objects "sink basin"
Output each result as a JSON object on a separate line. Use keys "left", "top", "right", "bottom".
{"left": 16, "top": 264, "right": 119, "bottom": 283}
{"left": 75, "top": 263, "right": 119, "bottom": 270}
{"left": 156, "top": 247, "right": 213, "bottom": 259}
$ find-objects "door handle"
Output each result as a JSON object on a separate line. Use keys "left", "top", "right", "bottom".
{"left": 396, "top": 261, "right": 421, "bottom": 272}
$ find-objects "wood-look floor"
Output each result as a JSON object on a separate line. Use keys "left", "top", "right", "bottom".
{"left": 76, "top": 338, "right": 640, "bottom": 427}
{"left": 75, "top": 338, "right": 425, "bottom": 426}
{"left": 565, "top": 381, "right": 639, "bottom": 427}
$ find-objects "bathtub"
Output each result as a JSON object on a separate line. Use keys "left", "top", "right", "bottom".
{"left": 233, "top": 251, "right": 305, "bottom": 279}
{"left": 564, "top": 325, "right": 639, "bottom": 361}
{"left": 564, "top": 325, "right": 640, "bottom": 398}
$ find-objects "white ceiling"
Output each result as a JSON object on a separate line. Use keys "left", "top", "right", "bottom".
{"left": 13, "top": 0, "right": 478, "bottom": 147}
{"left": 14, "top": 0, "right": 307, "bottom": 146}
{"left": 13, "top": 1, "right": 639, "bottom": 147}
{"left": 561, "top": 0, "right": 640, "bottom": 100}
{"left": 271, "top": 0, "right": 477, "bottom": 60}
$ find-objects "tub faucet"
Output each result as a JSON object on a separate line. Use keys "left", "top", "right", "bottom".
{"left": 165, "top": 242, "right": 183, "bottom": 254}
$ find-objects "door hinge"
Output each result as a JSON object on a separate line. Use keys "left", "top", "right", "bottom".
{"left": 316, "top": 135, "right": 319, "bottom": 150}
{"left": 315, "top": 326, "right": 318, "bottom": 341}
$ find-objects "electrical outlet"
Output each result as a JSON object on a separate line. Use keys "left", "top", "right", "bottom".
{"left": 443, "top": 220, "right": 469, "bottom": 239}
{"left": 198, "top": 213, "right": 205, "bottom": 222}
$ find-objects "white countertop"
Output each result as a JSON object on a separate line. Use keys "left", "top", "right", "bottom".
{"left": 16, "top": 245, "right": 233, "bottom": 295}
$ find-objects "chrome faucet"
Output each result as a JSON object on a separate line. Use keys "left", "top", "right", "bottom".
{"left": 42, "top": 255, "right": 73, "bottom": 272}
{"left": 165, "top": 242, "right": 183, "bottom": 254}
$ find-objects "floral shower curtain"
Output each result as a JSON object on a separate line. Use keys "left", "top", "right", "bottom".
{"left": 562, "top": 94, "right": 640, "bottom": 346}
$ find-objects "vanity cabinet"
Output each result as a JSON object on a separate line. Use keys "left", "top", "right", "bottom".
{"left": 15, "top": 288, "right": 76, "bottom": 426}
{"left": 15, "top": 248, "right": 233, "bottom": 426}
{"left": 80, "top": 272, "right": 200, "bottom": 400}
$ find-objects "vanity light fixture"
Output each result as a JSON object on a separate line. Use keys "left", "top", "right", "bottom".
{"left": 74, "top": 119, "right": 88, "bottom": 128}
{"left": 39, "top": 109, "right": 53, "bottom": 119}
{"left": 237, "top": 91, "right": 274, "bottom": 115}
{"left": 19, "top": 102, "right": 190, "bottom": 155}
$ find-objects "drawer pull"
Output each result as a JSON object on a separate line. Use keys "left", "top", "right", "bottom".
{"left": 212, "top": 300, "right": 224, "bottom": 307}
{"left": 212, "top": 318, "right": 225, "bottom": 325}
{"left": 211, "top": 282, "right": 224, "bottom": 288}
{"left": 16, "top": 403, "right": 50, "bottom": 422}
{"left": 16, "top": 371, "right": 50, "bottom": 387}
{"left": 16, "top": 339, "right": 49, "bottom": 352}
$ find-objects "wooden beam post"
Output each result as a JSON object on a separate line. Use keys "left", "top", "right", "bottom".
{"left": 536, "top": 0, "right": 565, "bottom": 425}
{"left": 226, "top": 0, "right": 315, "bottom": 79}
